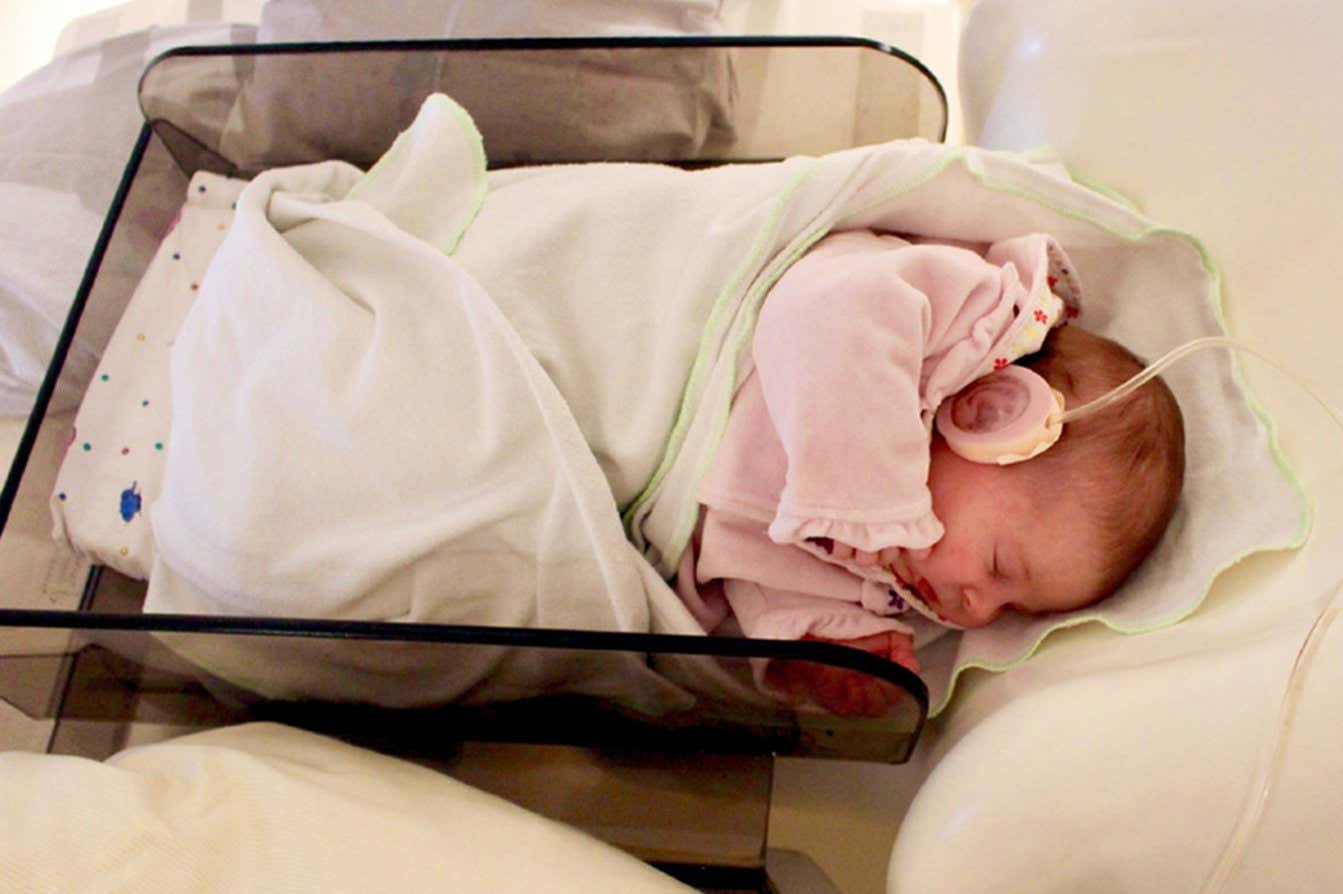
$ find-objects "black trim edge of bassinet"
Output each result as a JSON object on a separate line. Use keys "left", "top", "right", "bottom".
{"left": 135, "top": 35, "right": 949, "bottom": 144}
{"left": 0, "top": 125, "right": 155, "bottom": 536}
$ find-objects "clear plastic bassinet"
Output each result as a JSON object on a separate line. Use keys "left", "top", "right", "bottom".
{"left": 0, "top": 38, "right": 946, "bottom": 785}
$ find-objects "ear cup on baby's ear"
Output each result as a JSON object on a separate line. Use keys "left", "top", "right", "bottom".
{"left": 935, "top": 365, "right": 1065, "bottom": 465}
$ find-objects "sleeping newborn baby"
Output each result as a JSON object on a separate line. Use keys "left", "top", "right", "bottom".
{"left": 96, "top": 95, "right": 1225, "bottom": 715}
{"left": 674, "top": 230, "right": 1186, "bottom": 715}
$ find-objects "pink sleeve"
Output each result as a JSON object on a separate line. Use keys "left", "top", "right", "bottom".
{"left": 723, "top": 579, "right": 913, "bottom": 643}
{"left": 753, "top": 231, "right": 1008, "bottom": 552}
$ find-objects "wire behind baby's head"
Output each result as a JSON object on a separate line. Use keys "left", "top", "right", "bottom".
{"left": 1020, "top": 325, "right": 1186, "bottom": 602}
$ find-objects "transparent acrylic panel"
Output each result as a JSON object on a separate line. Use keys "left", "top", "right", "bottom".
{"left": 137, "top": 38, "right": 947, "bottom": 174}
{"left": 1, "top": 40, "right": 938, "bottom": 763}
{"left": 0, "top": 608, "right": 925, "bottom": 763}
{"left": 0, "top": 130, "right": 185, "bottom": 629}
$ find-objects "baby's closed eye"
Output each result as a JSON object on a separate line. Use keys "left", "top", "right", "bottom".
{"left": 990, "top": 550, "right": 1003, "bottom": 580}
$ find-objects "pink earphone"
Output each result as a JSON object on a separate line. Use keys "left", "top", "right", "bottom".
{"left": 934, "top": 335, "right": 1280, "bottom": 466}
{"left": 934, "top": 365, "right": 1065, "bottom": 465}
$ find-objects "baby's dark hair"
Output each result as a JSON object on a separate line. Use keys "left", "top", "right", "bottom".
{"left": 1019, "top": 325, "right": 1186, "bottom": 602}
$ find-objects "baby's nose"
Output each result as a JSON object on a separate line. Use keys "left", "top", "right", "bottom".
{"left": 960, "top": 584, "right": 1008, "bottom": 626}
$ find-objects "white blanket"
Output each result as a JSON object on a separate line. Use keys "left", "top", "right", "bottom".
{"left": 0, "top": 723, "right": 695, "bottom": 894}
{"left": 143, "top": 94, "right": 1303, "bottom": 713}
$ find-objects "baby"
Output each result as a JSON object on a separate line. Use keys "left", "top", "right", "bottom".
{"left": 674, "top": 230, "right": 1186, "bottom": 715}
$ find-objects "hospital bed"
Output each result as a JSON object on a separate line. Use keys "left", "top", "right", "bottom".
{"left": 2, "top": 2, "right": 1340, "bottom": 893}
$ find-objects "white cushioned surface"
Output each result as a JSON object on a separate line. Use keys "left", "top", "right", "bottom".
{"left": 0, "top": 723, "right": 694, "bottom": 893}
{"left": 890, "top": 1, "right": 1343, "bottom": 891}
{"left": 0, "top": 22, "right": 257, "bottom": 418}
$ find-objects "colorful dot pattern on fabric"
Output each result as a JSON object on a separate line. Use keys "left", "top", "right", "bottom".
{"left": 119, "top": 482, "right": 142, "bottom": 522}
{"left": 974, "top": 241, "right": 1086, "bottom": 385}
{"left": 50, "top": 170, "right": 247, "bottom": 581}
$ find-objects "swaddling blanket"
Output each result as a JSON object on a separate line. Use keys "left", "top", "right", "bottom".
{"left": 148, "top": 94, "right": 1304, "bottom": 713}
{"left": 149, "top": 95, "right": 699, "bottom": 642}
{"left": 148, "top": 92, "right": 927, "bottom": 637}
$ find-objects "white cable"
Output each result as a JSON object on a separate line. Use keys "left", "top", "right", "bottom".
{"left": 1197, "top": 580, "right": 1343, "bottom": 893}
{"left": 1060, "top": 335, "right": 1343, "bottom": 432}
{"left": 1055, "top": 333, "right": 1343, "bottom": 891}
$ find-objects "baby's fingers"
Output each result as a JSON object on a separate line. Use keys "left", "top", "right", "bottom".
{"left": 887, "top": 636, "right": 921, "bottom": 673}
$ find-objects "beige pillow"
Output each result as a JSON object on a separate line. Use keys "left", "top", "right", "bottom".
{"left": 215, "top": 0, "right": 736, "bottom": 170}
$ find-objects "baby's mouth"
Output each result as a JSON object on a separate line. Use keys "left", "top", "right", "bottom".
{"left": 916, "top": 577, "right": 941, "bottom": 608}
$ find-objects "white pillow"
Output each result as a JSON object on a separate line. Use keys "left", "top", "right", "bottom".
{"left": 0, "top": 722, "right": 696, "bottom": 893}
{"left": 0, "top": 23, "right": 256, "bottom": 417}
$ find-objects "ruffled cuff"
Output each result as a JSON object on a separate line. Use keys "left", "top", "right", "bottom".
{"left": 766, "top": 508, "right": 944, "bottom": 553}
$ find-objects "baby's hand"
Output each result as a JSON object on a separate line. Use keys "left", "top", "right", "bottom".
{"left": 763, "top": 631, "right": 920, "bottom": 718}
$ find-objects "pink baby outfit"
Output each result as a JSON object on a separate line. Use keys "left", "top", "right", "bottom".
{"left": 677, "top": 229, "right": 1079, "bottom": 644}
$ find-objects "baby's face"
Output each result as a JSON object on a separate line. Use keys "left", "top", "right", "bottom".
{"left": 889, "top": 439, "right": 1107, "bottom": 628}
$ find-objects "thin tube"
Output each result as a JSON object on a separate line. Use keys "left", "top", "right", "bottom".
{"left": 1055, "top": 334, "right": 1343, "bottom": 890}
{"left": 1091, "top": 337, "right": 1343, "bottom": 890}
{"left": 1059, "top": 335, "right": 1343, "bottom": 431}
{"left": 1197, "top": 581, "right": 1343, "bottom": 892}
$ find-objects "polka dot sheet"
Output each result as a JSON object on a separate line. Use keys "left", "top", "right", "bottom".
{"left": 50, "top": 172, "right": 247, "bottom": 579}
